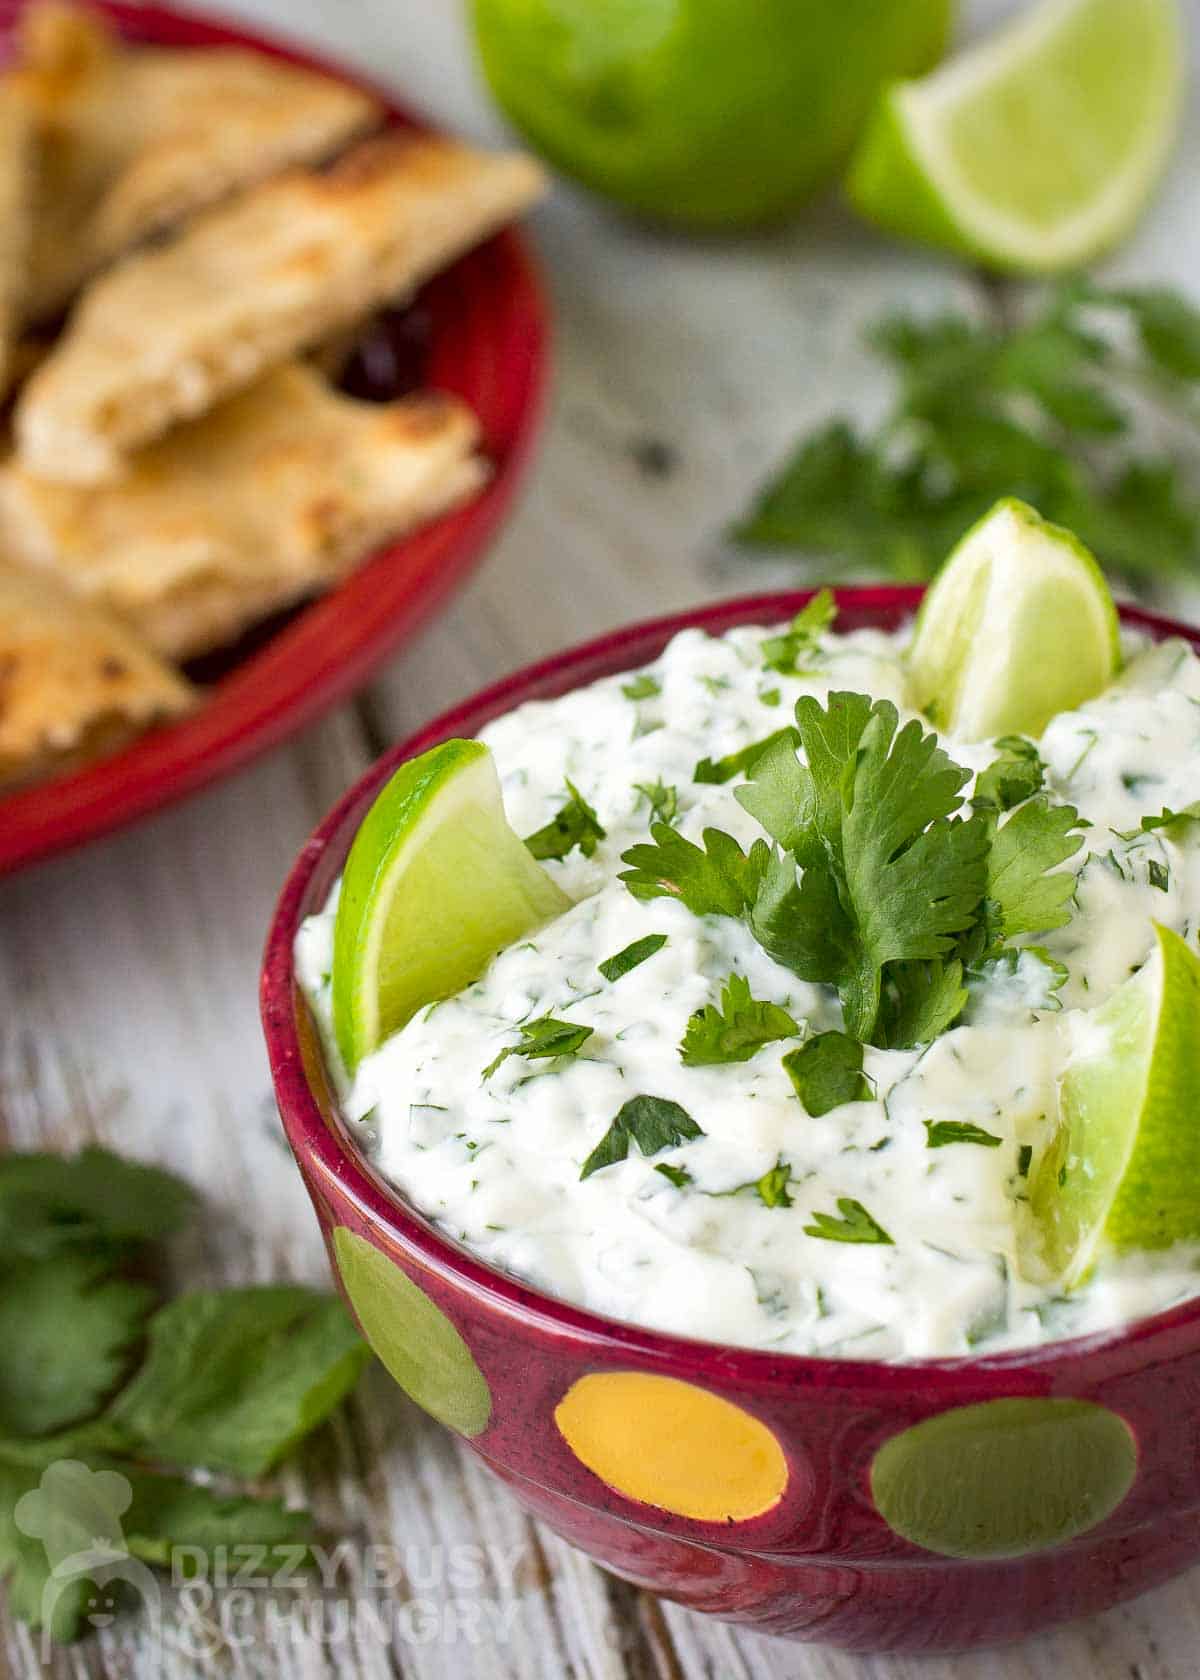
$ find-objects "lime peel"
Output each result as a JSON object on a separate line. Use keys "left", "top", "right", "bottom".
{"left": 1031, "top": 925, "right": 1200, "bottom": 1288}
{"left": 331, "top": 739, "right": 571, "bottom": 1071}
{"left": 847, "top": 0, "right": 1184, "bottom": 274}
{"left": 907, "top": 497, "right": 1120, "bottom": 741}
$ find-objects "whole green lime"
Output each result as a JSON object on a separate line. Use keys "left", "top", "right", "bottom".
{"left": 470, "top": 0, "right": 955, "bottom": 229}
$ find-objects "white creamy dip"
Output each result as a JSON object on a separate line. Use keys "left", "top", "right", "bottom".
{"left": 297, "top": 621, "right": 1200, "bottom": 1361}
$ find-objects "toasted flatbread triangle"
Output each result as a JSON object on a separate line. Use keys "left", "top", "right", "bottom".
{"left": 0, "top": 563, "right": 193, "bottom": 790}
{"left": 1, "top": 363, "right": 488, "bottom": 661}
{"left": 15, "top": 132, "right": 544, "bottom": 482}
{"left": 0, "top": 84, "right": 34, "bottom": 395}
{"left": 16, "top": 0, "right": 379, "bottom": 318}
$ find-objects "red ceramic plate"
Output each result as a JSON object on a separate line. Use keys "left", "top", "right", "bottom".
{"left": 0, "top": 0, "right": 549, "bottom": 876}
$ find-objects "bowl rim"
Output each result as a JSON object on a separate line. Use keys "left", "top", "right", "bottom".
{"left": 262, "top": 584, "right": 1200, "bottom": 1398}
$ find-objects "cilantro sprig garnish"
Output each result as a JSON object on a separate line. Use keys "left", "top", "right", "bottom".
{"left": 733, "top": 283, "right": 1200, "bottom": 588}
{"left": 803, "top": 1198, "right": 893, "bottom": 1246}
{"left": 0, "top": 1146, "right": 369, "bottom": 1643}
{"left": 742, "top": 694, "right": 993, "bottom": 1042}
{"left": 580, "top": 1095, "right": 704, "bottom": 1180}
{"left": 524, "top": 780, "right": 606, "bottom": 861}
{"left": 679, "top": 974, "right": 799, "bottom": 1066}
{"left": 482, "top": 1014, "right": 594, "bottom": 1079}
{"left": 621, "top": 689, "right": 1084, "bottom": 1054}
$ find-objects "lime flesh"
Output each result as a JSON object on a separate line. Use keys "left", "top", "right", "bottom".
{"left": 331, "top": 739, "right": 571, "bottom": 1071}
{"left": 906, "top": 497, "right": 1119, "bottom": 740}
{"left": 471, "top": 0, "right": 953, "bottom": 229}
{"left": 847, "top": 0, "right": 1184, "bottom": 274}
{"left": 1031, "top": 925, "right": 1200, "bottom": 1289}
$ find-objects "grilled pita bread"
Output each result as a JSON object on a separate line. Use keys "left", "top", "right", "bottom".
{"left": 16, "top": 0, "right": 379, "bottom": 318}
{"left": 0, "top": 363, "right": 488, "bottom": 660}
{"left": 15, "top": 132, "right": 543, "bottom": 482}
{"left": 0, "top": 563, "right": 193, "bottom": 790}
{"left": 0, "top": 85, "right": 34, "bottom": 395}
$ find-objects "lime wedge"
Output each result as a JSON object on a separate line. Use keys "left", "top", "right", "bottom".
{"left": 907, "top": 497, "right": 1119, "bottom": 740}
{"left": 846, "top": 0, "right": 1184, "bottom": 274}
{"left": 1031, "top": 925, "right": 1200, "bottom": 1288}
{"left": 331, "top": 740, "right": 571, "bottom": 1071}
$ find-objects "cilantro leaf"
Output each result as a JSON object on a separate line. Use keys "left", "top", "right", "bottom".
{"left": 694, "top": 726, "right": 799, "bottom": 786}
{"left": 877, "top": 958, "right": 968, "bottom": 1049}
{"left": 0, "top": 1147, "right": 195, "bottom": 1261}
{"left": 622, "top": 673, "right": 660, "bottom": 700}
{"left": 748, "top": 847, "right": 853, "bottom": 982}
{"left": 924, "top": 1120, "right": 1003, "bottom": 1149}
{"left": 654, "top": 1162, "right": 692, "bottom": 1188}
{"left": 755, "top": 1158, "right": 794, "bottom": 1208}
{"left": 524, "top": 780, "right": 606, "bottom": 861}
{"left": 972, "top": 737, "right": 1045, "bottom": 812}
{"left": 620, "top": 823, "right": 769, "bottom": 917}
{"left": 599, "top": 934, "right": 667, "bottom": 982}
{"left": 106, "top": 1286, "right": 369, "bottom": 1477}
{"left": 635, "top": 779, "right": 679, "bottom": 825}
{"left": 803, "top": 1198, "right": 892, "bottom": 1245}
{"left": 1109, "top": 286, "right": 1200, "bottom": 382}
{"left": 760, "top": 589, "right": 836, "bottom": 673}
{"left": 782, "top": 1032, "right": 871, "bottom": 1116}
{"left": 679, "top": 974, "right": 799, "bottom": 1066}
{"left": 733, "top": 733, "right": 814, "bottom": 853}
{"left": 737, "top": 690, "right": 878, "bottom": 865}
{"left": 580, "top": 1096, "right": 704, "bottom": 1180}
{"left": 482, "top": 1014, "right": 594, "bottom": 1079}
{"left": 982, "top": 796, "right": 1084, "bottom": 945}
{"left": 0, "top": 1255, "right": 155, "bottom": 1438}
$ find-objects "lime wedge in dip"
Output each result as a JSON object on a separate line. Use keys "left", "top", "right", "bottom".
{"left": 331, "top": 739, "right": 571, "bottom": 1070}
{"left": 847, "top": 0, "right": 1184, "bottom": 274}
{"left": 907, "top": 497, "right": 1120, "bottom": 740}
{"left": 1031, "top": 924, "right": 1200, "bottom": 1289}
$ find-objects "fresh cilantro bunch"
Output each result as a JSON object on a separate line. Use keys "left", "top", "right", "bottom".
{"left": 621, "top": 692, "right": 1083, "bottom": 1051}
{"left": 0, "top": 1147, "right": 370, "bottom": 1642}
{"left": 734, "top": 284, "right": 1200, "bottom": 587}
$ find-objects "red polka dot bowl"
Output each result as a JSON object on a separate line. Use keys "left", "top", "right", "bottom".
{"left": 262, "top": 587, "right": 1200, "bottom": 1653}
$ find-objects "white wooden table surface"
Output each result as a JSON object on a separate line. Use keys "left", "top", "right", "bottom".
{"left": 3, "top": 1, "right": 1199, "bottom": 1674}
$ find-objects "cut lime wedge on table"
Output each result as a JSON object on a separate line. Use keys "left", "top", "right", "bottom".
{"left": 907, "top": 497, "right": 1120, "bottom": 739}
{"left": 332, "top": 740, "right": 571, "bottom": 1071}
{"left": 1031, "top": 925, "right": 1200, "bottom": 1288}
{"left": 847, "top": 0, "right": 1184, "bottom": 274}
